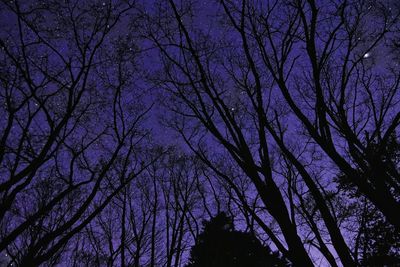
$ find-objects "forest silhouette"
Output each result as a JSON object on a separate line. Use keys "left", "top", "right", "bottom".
{"left": 0, "top": 0, "right": 399, "bottom": 266}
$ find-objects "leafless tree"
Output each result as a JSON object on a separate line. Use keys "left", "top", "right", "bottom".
{"left": 69, "top": 149, "right": 221, "bottom": 267}
{"left": 144, "top": 0, "right": 400, "bottom": 265}
{"left": 0, "top": 0, "right": 160, "bottom": 265}
{"left": 2, "top": 0, "right": 399, "bottom": 266}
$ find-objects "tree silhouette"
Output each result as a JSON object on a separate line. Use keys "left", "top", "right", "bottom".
{"left": 148, "top": 0, "right": 400, "bottom": 265}
{"left": 336, "top": 134, "right": 400, "bottom": 265}
{"left": 186, "top": 212, "right": 289, "bottom": 267}
{"left": 359, "top": 207, "right": 400, "bottom": 266}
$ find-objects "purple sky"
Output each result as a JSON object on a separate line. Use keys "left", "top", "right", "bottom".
{"left": 1, "top": 0, "right": 399, "bottom": 266}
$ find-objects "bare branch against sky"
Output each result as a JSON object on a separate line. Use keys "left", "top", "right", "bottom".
{"left": 1, "top": 0, "right": 399, "bottom": 266}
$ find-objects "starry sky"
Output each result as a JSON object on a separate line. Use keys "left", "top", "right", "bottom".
{"left": 1, "top": 0, "right": 400, "bottom": 265}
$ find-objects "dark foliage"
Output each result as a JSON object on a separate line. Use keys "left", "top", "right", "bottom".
{"left": 358, "top": 204, "right": 400, "bottom": 267}
{"left": 336, "top": 134, "right": 400, "bottom": 265}
{"left": 186, "top": 212, "right": 289, "bottom": 267}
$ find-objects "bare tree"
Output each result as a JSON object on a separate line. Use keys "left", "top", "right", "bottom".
{"left": 69, "top": 148, "right": 218, "bottom": 267}
{"left": 2, "top": 0, "right": 399, "bottom": 266}
{"left": 237, "top": 0, "right": 400, "bottom": 231}
{"left": 143, "top": 0, "right": 400, "bottom": 265}
{"left": 145, "top": 0, "right": 317, "bottom": 263}
{"left": 0, "top": 0, "right": 159, "bottom": 265}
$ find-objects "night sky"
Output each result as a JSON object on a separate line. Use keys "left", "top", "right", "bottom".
{"left": 1, "top": 0, "right": 400, "bottom": 266}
